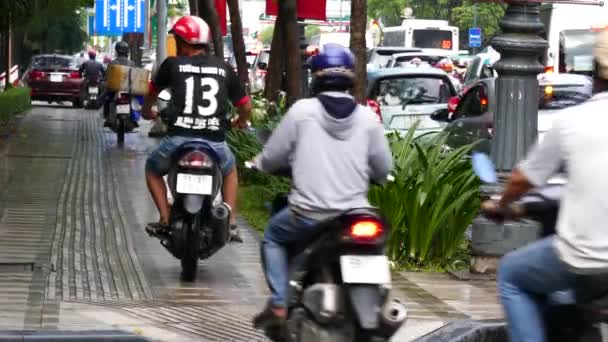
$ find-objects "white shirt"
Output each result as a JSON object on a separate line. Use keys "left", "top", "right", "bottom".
{"left": 519, "top": 92, "right": 608, "bottom": 271}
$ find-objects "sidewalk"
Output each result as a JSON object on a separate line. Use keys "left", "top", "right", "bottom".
{"left": 391, "top": 271, "right": 503, "bottom": 341}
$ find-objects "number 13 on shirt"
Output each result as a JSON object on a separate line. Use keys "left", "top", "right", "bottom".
{"left": 183, "top": 76, "right": 219, "bottom": 117}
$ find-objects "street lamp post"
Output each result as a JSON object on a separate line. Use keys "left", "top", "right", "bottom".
{"left": 468, "top": 1, "right": 548, "bottom": 277}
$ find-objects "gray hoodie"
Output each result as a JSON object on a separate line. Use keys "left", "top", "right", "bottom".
{"left": 254, "top": 92, "right": 393, "bottom": 220}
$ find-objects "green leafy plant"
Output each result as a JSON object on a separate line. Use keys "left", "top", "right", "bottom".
{"left": 369, "top": 123, "right": 480, "bottom": 268}
{"left": 0, "top": 86, "right": 31, "bottom": 126}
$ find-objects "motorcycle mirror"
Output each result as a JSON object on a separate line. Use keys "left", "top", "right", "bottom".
{"left": 158, "top": 89, "right": 171, "bottom": 101}
{"left": 472, "top": 152, "right": 497, "bottom": 183}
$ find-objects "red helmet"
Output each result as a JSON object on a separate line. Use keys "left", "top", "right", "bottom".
{"left": 170, "top": 16, "right": 211, "bottom": 45}
{"left": 88, "top": 49, "right": 97, "bottom": 59}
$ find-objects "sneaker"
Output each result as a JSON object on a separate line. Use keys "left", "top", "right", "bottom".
{"left": 145, "top": 222, "right": 170, "bottom": 237}
{"left": 229, "top": 224, "right": 243, "bottom": 243}
{"left": 252, "top": 304, "right": 287, "bottom": 331}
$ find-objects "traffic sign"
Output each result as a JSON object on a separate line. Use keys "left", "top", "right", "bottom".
{"left": 94, "top": 0, "right": 147, "bottom": 36}
{"left": 469, "top": 27, "right": 482, "bottom": 48}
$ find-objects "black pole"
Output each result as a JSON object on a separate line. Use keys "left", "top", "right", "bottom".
{"left": 298, "top": 20, "right": 309, "bottom": 97}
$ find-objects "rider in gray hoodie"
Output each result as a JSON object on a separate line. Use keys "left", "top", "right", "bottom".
{"left": 252, "top": 43, "right": 393, "bottom": 335}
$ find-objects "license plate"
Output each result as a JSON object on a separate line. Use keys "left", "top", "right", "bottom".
{"left": 90, "top": 96, "right": 97, "bottom": 100}
{"left": 176, "top": 174, "right": 213, "bottom": 195}
{"left": 50, "top": 74, "right": 63, "bottom": 82}
{"left": 340, "top": 255, "right": 391, "bottom": 284}
{"left": 116, "top": 104, "right": 130, "bottom": 114}
{"left": 89, "top": 87, "right": 98, "bottom": 94}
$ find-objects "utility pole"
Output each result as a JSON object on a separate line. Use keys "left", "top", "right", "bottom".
{"left": 157, "top": 0, "right": 168, "bottom": 63}
{"left": 150, "top": 0, "right": 168, "bottom": 137}
{"left": 144, "top": 0, "right": 151, "bottom": 49}
{"left": 473, "top": 2, "right": 479, "bottom": 54}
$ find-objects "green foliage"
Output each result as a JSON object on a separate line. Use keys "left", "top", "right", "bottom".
{"left": 239, "top": 184, "right": 274, "bottom": 233}
{"left": 368, "top": 0, "right": 506, "bottom": 48}
{"left": 0, "top": 87, "right": 31, "bottom": 125}
{"left": 305, "top": 25, "right": 321, "bottom": 41}
{"left": 369, "top": 123, "right": 480, "bottom": 268}
{"left": 259, "top": 25, "right": 275, "bottom": 47}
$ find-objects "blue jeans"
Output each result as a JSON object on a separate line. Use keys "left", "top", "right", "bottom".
{"left": 262, "top": 207, "right": 322, "bottom": 307}
{"left": 145, "top": 136, "right": 236, "bottom": 176}
{"left": 498, "top": 237, "right": 577, "bottom": 342}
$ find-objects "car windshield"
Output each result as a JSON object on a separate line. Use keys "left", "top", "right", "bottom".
{"left": 33, "top": 56, "right": 74, "bottom": 68}
{"left": 369, "top": 50, "right": 410, "bottom": 66}
{"left": 375, "top": 76, "right": 452, "bottom": 106}
{"left": 559, "top": 29, "right": 597, "bottom": 75}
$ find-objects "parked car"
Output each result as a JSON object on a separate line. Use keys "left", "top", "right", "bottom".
{"left": 249, "top": 49, "right": 270, "bottom": 92}
{"left": 367, "top": 67, "right": 458, "bottom": 136}
{"left": 23, "top": 54, "right": 85, "bottom": 107}
{"left": 437, "top": 73, "right": 592, "bottom": 153}
{"left": 366, "top": 47, "right": 423, "bottom": 70}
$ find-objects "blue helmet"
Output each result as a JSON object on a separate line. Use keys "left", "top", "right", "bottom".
{"left": 309, "top": 43, "right": 355, "bottom": 93}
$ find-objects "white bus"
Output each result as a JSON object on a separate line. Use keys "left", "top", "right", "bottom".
{"left": 381, "top": 19, "right": 459, "bottom": 53}
{"left": 540, "top": 3, "right": 608, "bottom": 76}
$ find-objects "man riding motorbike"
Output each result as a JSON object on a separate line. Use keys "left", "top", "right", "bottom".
{"left": 103, "top": 41, "right": 135, "bottom": 128}
{"left": 79, "top": 49, "right": 105, "bottom": 90}
{"left": 141, "top": 15, "right": 252, "bottom": 242}
{"left": 251, "top": 43, "right": 393, "bottom": 332}
{"left": 482, "top": 30, "right": 608, "bottom": 342}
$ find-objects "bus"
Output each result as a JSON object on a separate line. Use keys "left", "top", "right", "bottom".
{"left": 540, "top": 3, "right": 608, "bottom": 76}
{"left": 381, "top": 19, "right": 459, "bottom": 53}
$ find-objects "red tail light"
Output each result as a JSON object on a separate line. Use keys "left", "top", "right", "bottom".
{"left": 366, "top": 99, "right": 382, "bottom": 122}
{"left": 256, "top": 69, "right": 267, "bottom": 78}
{"left": 544, "top": 66, "right": 554, "bottom": 75}
{"left": 29, "top": 70, "right": 45, "bottom": 80}
{"left": 447, "top": 96, "right": 460, "bottom": 113}
{"left": 68, "top": 71, "right": 81, "bottom": 79}
{"left": 117, "top": 94, "right": 130, "bottom": 104}
{"left": 178, "top": 151, "right": 214, "bottom": 169}
{"left": 350, "top": 220, "right": 382, "bottom": 239}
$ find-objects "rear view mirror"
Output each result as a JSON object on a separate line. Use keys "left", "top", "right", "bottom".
{"left": 472, "top": 152, "right": 497, "bottom": 183}
{"left": 430, "top": 108, "right": 450, "bottom": 122}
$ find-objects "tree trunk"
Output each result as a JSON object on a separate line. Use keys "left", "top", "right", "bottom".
{"left": 349, "top": 0, "right": 367, "bottom": 103}
{"left": 282, "top": 0, "right": 301, "bottom": 106}
{"left": 122, "top": 33, "right": 144, "bottom": 66}
{"left": 188, "top": 0, "right": 198, "bottom": 15}
{"left": 226, "top": 0, "right": 247, "bottom": 85}
{"left": 198, "top": 0, "right": 224, "bottom": 59}
{"left": 4, "top": 11, "right": 11, "bottom": 90}
{"left": 263, "top": 13, "right": 286, "bottom": 102}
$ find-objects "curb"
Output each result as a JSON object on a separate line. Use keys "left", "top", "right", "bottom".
{"left": 412, "top": 319, "right": 507, "bottom": 342}
{"left": 0, "top": 330, "right": 151, "bottom": 341}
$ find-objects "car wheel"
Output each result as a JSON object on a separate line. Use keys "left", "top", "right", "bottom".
{"left": 73, "top": 98, "right": 83, "bottom": 108}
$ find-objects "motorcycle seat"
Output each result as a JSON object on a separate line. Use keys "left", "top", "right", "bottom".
{"left": 575, "top": 273, "right": 608, "bottom": 314}
{"left": 171, "top": 141, "right": 221, "bottom": 164}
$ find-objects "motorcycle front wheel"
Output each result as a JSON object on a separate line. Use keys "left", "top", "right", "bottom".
{"left": 180, "top": 213, "right": 201, "bottom": 282}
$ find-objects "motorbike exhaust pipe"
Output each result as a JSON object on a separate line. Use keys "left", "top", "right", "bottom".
{"left": 209, "top": 202, "right": 231, "bottom": 245}
{"left": 380, "top": 298, "right": 408, "bottom": 337}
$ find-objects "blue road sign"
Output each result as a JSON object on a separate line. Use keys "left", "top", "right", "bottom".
{"left": 469, "top": 27, "right": 482, "bottom": 48}
{"left": 94, "top": 0, "right": 146, "bottom": 36}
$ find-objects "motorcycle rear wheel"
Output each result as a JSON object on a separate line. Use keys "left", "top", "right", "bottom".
{"left": 117, "top": 116, "right": 126, "bottom": 144}
{"left": 180, "top": 214, "right": 201, "bottom": 282}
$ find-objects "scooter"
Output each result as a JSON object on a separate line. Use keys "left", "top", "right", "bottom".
{"left": 108, "top": 92, "right": 142, "bottom": 144}
{"left": 247, "top": 142, "right": 407, "bottom": 342}
{"left": 145, "top": 90, "right": 232, "bottom": 282}
{"left": 473, "top": 152, "right": 608, "bottom": 342}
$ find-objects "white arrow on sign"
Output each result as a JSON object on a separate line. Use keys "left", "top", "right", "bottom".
{"left": 104, "top": 0, "right": 109, "bottom": 27}
{"left": 123, "top": 0, "right": 129, "bottom": 28}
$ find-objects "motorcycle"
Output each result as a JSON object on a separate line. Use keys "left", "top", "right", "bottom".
{"left": 246, "top": 144, "right": 407, "bottom": 342}
{"left": 473, "top": 152, "right": 608, "bottom": 342}
{"left": 145, "top": 90, "right": 232, "bottom": 282}
{"left": 108, "top": 92, "right": 142, "bottom": 144}
{"left": 85, "top": 77, "right": 103, "bottom": 109}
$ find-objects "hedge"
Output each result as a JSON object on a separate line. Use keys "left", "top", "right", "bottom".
{"left": 0, "top": 86, "right": 31, "bottom": 125}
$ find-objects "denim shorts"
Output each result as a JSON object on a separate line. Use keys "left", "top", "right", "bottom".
{"left": 145, "top": 136, "right": 236, "bottom": 176}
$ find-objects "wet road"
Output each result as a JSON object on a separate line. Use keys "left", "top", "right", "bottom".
{"left": 0, "top": 104, "right": 270, "bottom": 341}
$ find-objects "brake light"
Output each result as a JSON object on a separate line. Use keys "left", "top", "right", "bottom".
{"left": 366, "top": 99, "right": 382, "bottom": 122}
{"left": 448, "top": 96, "right": 459, "bottom": 113}
{"left": 29, "top": 70, "right": 45, "bottom": 80}
{"left": 545, "top": 66, "right": 554, "bottom": 75}
{"left": 480, "top": 97, "right": 488, "bottom": 106}
{"left": 68, "top": 71, "right": 81, "bottom": 79}
{"left": 350, "top": 221, "right": 382, "bottom": 239}
{"left": 256, "top": 69, "right": 267, "bottom": 78}
{"left": 178, "top": 151, "right": 214, "bottom": 169}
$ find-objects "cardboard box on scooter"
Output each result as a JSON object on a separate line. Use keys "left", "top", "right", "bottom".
{"left": 106, "top": 64, "right": 151, "bottom": 95}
